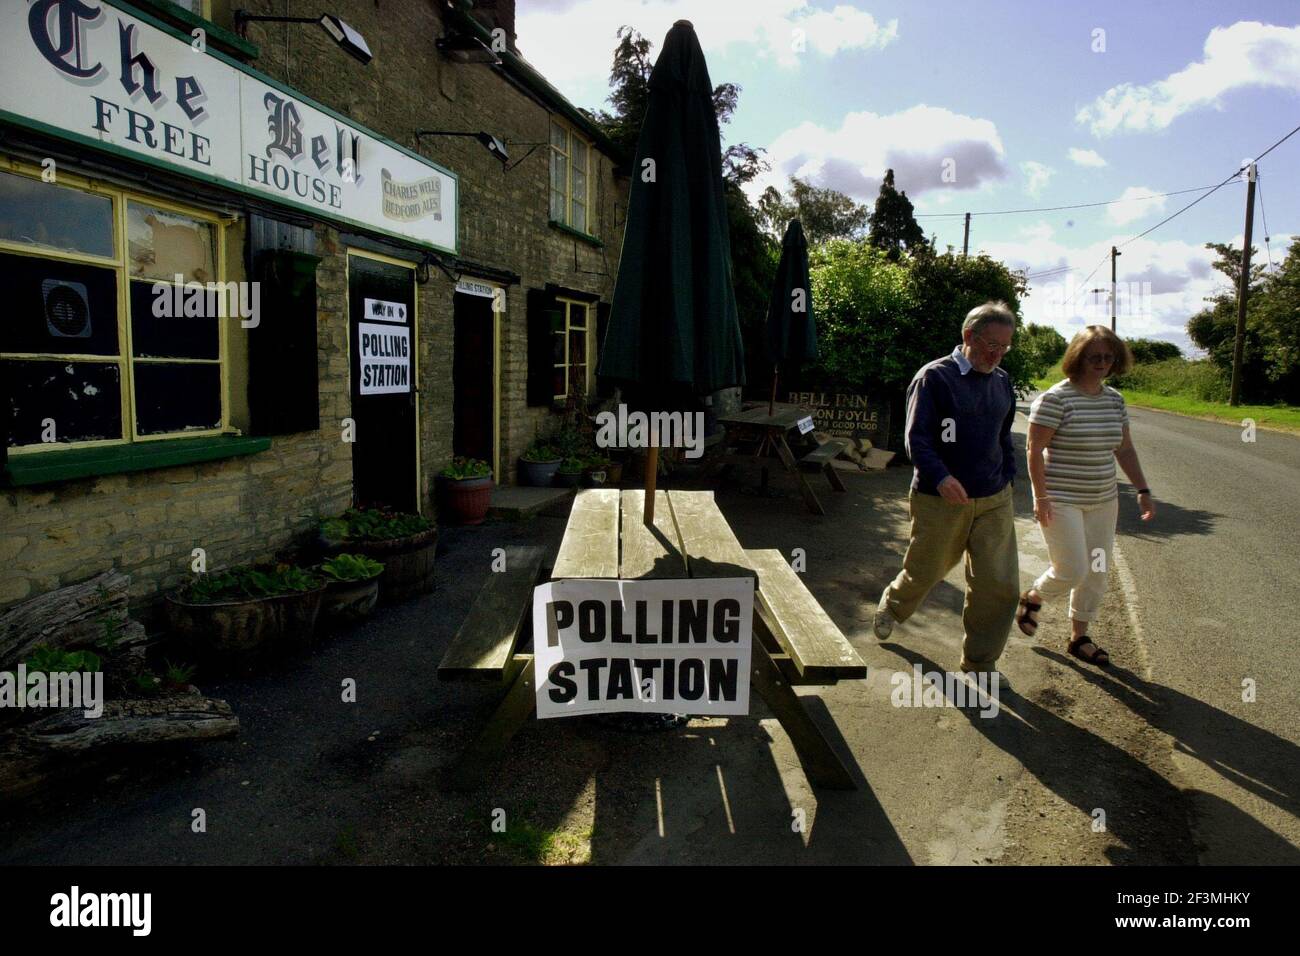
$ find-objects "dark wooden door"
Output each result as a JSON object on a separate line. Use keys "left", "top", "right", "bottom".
{"left": 348, "top": 254, "right": 417, "bottom": 513}
{"left": 453, "top": 291, "right": 495, "bottom": 474}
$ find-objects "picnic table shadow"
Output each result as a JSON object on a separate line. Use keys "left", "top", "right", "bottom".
{"left": 875, "top": 644, "right": 1299, "bottom": 863}
{"left": 1034, "top": 646, "right": 1300, "bottom": 864}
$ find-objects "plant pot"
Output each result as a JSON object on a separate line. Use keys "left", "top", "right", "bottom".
{"left": 604, "top": 461, "right": 623, "bottom": 485}
{"left": 440, "top": 475, "right": 493, "bottom": 526}
{"left": 585, "top": 470, "right": 606, "bottom": 487}
{"left": 321, "top": 576, "right": 380, "bottom": 626}
{"left": 518, "top": 457, "right": 562, "bottom": 487}
{"left": 328, "top": 528, "right": 437, "bottom": 604}
{"left": 163, "top": 586, "right": 324, "bottom": 673}
{"left": 554, "top": 469, "right": 583, "bottom": 488}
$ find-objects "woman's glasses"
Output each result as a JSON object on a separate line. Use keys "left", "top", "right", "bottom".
{"left": 1086, "top": 353, "right": 1116, "bottom": 365}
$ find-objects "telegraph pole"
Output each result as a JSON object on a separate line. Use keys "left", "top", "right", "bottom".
{"left": 1110, "top": 245, "right": 1121, "bottom": 332}
{"left": 1229, "top": 162, "right": 1257, "bottom": 407}
{"left": 962, "top": 212, "right": 970, "bottom": 257}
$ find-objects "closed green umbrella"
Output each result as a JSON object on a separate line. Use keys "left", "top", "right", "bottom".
{"left": 597, "top": 20, "right": 745, "bottom": 522}
{"left": 765, "top": 218, "right": 817, "bottom": 415}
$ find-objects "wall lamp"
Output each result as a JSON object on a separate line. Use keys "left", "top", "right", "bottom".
{"left": 435, "top": 33, "right": 501, "bottom": 65}
{"left": 415, "top": 130, "right": 509, "bottom": 165}
{"left": 234, "top": 11, "right": 373, "bottom": 65}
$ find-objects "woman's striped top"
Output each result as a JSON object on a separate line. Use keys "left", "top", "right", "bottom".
{"left": 1028, "top": 379, "right": 1129, "bottom": 505}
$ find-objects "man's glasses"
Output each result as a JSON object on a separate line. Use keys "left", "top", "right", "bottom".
{"left": 975, "top": 335, "right": 1012, "bottom": 354}
{"left": 1086, "top": 353, "right": 1116, "bottom": 365}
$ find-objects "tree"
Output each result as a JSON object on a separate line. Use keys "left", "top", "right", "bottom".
{"left": 867, "top": 168, "right": 928, "bottom": 261}
{"left": 1019, "top": 323, "right": 1069, "bottom": 378}
{"left": 755, "top": 177, "right": 869, "bottom": 244}
{"left": 1187, "top": 241, "right": 1272, "bottom": 403}
{"left": 1125, "top": 338, "right": 1182, "bottom": 365}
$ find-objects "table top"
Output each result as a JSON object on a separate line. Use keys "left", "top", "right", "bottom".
{"left": 552, "top": 489, "right": 756, "bottom": 584}
{"left": 715, "top": 402, "right": 813, "bottom": 430}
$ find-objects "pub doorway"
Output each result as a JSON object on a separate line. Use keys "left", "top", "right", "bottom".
{"left": 452, "top": 284, "right": 499, "bottom": 479}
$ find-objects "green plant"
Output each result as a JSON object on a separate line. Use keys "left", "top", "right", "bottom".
{"left": 162, "top": 660, "right": 197, "bottom": 691}
{"left": 185, "top": 564, "right": 322, "bottom": 604}
{"left": 441, "top": 456, "right": 492, "bottom": 480}
{"left": 25, "top": 645, "right": 102, "bottom": 673}
{"left": 96, "top": 611, "right": 129, "bottom": 651}
{"left": 319, "top": 508, "right": 432, "bottom": 544}
{"left": 130, "top": 673, "right": 162, "bottom": 697}
{"left": 559, "top": 457, "right": 585, "bottom": 473}
{"left": 585, "top": 453, "right": 611, "bottom": 469}
{"left": 319, "top": 553, "right": 385, "bottom": 583}
{"left": 521, "top": 441, "right": 561, "bottom": 462}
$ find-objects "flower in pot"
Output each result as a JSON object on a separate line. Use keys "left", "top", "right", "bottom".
{"left": 438, "top": 456, "right": 494, "bottom": 526}
{"left": 518, "top": 440, "right": 562, "bottom": 487}
{"left": 554, "top": 456, "right": 586, "bottom": 488}
{"left": 164, "top": 563, "right": 325, "bottom": 672}
{"left": 318, "top": 508, "right": 437, "bottom": 604}
{"left": 317, "top": 552, "right": 385, "bottom": 625}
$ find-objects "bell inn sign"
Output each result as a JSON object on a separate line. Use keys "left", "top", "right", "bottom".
{"left": 1, "top": 0, "right": 458, "bottom": 253}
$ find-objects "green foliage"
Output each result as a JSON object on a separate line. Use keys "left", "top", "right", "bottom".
{"left": 163, "top": 660, "right": 197, "bottom": 690}
{"left": 867, "top": 168, "right": 929, "bottom": 261}
{"left": 320, "top": 508, "right": 431, "bottom": 544}
{"left": 559, "top": 457, "right": 586, "bottom": 473}
{"left": 1113, "top": 358, "right": 1228, "bottom": 402}
{"left": 521, "top": 440, "right": 561, "bottom": 462}
{"left": 1125, "top": 338, "right": 1182, "bottom": 364}
{"left": 1018, "top": 324, "right": 1070, "bottom": 379}
{"left": 756, "top": 177, "right": 870, "bottom": 244}
{"left": 25, "top": 645, "right": 102, "bottom": 673}
{"left": 186, "top": 564, "right": 322, "bottom": 604}
{"left": 440, "top": 456, "right": 491, "bottom": 480}
{"left": 319, "top": 553, "right": 385, "bottom": 583}
{"left": 130, "top": 673, "right": 162, "bottom": 697}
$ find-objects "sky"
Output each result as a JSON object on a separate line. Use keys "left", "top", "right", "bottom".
{"left": 514, "top": 0, "right": 1300, "bottom": 354}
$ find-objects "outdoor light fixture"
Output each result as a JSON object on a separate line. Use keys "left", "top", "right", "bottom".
{"left": 435, "top": 33, "right": 501, "bottom": 65}
{"left": 234, "top": 11, "right": 373, "bottom": 65}
{"left": 415, "top": 130, "right": 509, "bottom": 166}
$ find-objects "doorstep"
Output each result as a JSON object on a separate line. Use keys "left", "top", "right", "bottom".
{"left": 487, "top": 485, "right": 576, "bottom": 520}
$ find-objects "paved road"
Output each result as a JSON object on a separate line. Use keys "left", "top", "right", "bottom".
{"left": 1116, "top": 407, "right": 1300, "bottom": 863}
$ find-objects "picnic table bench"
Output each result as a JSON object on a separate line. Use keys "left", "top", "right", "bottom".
{"left": 716, "top": 403, "right": 849, "bottom": 515}
{"left": 436, "top": 489, "right": 866, "bottom": 791}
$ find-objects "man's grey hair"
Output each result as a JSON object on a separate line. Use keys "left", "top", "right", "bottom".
{"left": 962, "top": 301, "right": 1017, "bottom": 337}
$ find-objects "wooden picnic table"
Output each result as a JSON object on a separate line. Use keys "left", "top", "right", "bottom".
{"left": 715, "top": 402, "right": 850, "bottom": 515}
{"left": 436, "top": 488, "right": 867, "bottom": 791}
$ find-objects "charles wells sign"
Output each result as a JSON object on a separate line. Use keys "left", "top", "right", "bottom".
{"left": 3, "top": 0, "right": 458, "bottom": 254}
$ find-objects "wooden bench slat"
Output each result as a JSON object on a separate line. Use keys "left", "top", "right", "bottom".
{"left": 800, "top": 437, "right": 850, "bottom": 467}
{"left": 438, "top": 545, "right": 547, "bottom": 682}
{"left": 665, "top": 490, "right": 756, "bottom": 582}
{"left": 745, "top": 548, "right": 866, "bottom": 681}
{"left": 551, "top": 489, "right": 620, "bottom": 579}
{"left": 619, "top": 490, "right": 686, "bottom": 579}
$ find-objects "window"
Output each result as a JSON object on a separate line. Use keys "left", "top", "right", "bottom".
{"left": 1, "top": 166, "right": 227, "bottom": 452}
{"left": 549, "top": 119, "right": 591, "bottom": 235}
{"left": 552, "top": 298, "right": 593, "bottom": 401}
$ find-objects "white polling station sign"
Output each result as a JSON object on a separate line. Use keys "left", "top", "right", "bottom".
{"left": 532, "top": 578, "right": 753, "bottom": 718}
{"left": 358, "top": 322, "right": 410, "bottom": 394}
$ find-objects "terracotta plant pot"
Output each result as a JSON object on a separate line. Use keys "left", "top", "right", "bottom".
{"left": 320, "top": 576, "right": 380, "bottom": 626}
{"left": 440, "top": 475, "right": 493, "bottom": 526}
{"left": 518, "top": 457, "right": 562, "bottom": 486}
{"left": 330, "top": 528, "right": 437, "bottom": 604}
{"left": 164, "top": 586, "right": 324, "bottom": 673}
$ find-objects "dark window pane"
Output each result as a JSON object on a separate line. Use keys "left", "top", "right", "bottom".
{"left": 134, "top": 362, "right": 222, "bottom": 435}
{"left": 0, "top": 253, "right": 119, "bottom": 356}
{"left": 552, "top": 368, "right": 565, "bottom": 398}
{"left": 551, "top": 331, "right": 565, "bottom": 364}
{"left": 569, "top": 329, "right": 586, "bottom": 364}
{"left": 0, "top": 170, "right": 114, "bottom": 258}
{"left": 3, "top": 360, "right": 122, "bottom": 446}
{"left": 129, "top": 280, "right": 219, "bottom": 359}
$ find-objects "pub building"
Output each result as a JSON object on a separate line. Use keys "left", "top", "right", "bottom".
{"left": 0, "top": 0, "right": 629, "bottom": 609}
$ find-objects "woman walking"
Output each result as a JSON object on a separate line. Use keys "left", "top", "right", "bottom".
{"left": 1018, "top": 326, "right": 1156, "bottom": 666}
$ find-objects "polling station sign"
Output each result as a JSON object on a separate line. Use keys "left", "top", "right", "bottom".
{"left": 358, "top": 322, "right": 410, "bottom": 394}
{"left": 532, "top": 578, "right": 753, "bottom": 718}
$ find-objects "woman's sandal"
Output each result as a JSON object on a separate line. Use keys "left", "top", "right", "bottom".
{"left": 1017, "top": 591, "right": 1042, "bottom": 636}
{"left": 1068, "top": 633, "right": 1111, "bottom": 667}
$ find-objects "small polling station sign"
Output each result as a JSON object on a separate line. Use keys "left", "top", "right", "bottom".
{"left": 533, "top": 578, "right": 753, "bottom": 718}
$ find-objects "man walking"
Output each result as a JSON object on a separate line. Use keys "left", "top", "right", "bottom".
{"left": 874, "top": 301, "right": 1021, "bottom": 680}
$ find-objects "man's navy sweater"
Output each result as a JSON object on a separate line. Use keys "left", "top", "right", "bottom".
{"left": 905, "top": 348, "right": 1017, "bottom": 498}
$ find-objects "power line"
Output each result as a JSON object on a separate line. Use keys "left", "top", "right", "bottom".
{"left": 1257, "top": 172, "right": 1274, "bottom": 272}
{"left": 913, "top": 183, "right": 1229, "bottom": 219}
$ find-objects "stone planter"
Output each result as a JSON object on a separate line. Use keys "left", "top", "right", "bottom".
{"left": 164, "top": 586, "right": 324, "bottom": 672}
{"left": 518, "top": 456, "right": 562, "bottom": 487}
{"left": 440, "top": 475, "right": 493, "bottom": 526}
{"left": 329, "top": 528, "right": 437, "bottom": 604}
{"left": 320, "top": 576, "right": 380, "bottom": 626}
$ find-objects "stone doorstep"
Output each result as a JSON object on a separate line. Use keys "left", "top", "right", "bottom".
{"left": 486, "top": 485, "right": 577, "bottom": 520}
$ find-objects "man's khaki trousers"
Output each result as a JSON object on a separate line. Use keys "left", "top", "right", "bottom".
{"left": 882, "top": 483, "right": 1020, "bottom": 670}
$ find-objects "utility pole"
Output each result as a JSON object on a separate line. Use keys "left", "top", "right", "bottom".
{"left": 1229, "top": 162, "right": 1257, "bottom": 407}
{"left": 1110, "top": 245, "right": 1121, "bottom": 332}
{"left": 1090, "top": 288, "right": 1107, "bottom": 324}
{"left": 962, "top": 212, "right": 970, "bottom": 257}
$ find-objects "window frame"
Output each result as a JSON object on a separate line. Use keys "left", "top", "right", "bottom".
{"left": 0, "top": 160, "right": 231, "bottom": 455}
{"left": 552, "top": 296, "right": 594, "bottom": 403}
{"left": 549, "top": 117, "right": 593, "bottom": 237}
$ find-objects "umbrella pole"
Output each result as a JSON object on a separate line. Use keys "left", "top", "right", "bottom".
{"left": 644, "top": 446, "right": 659, "bottom": 524}
{"left": 769, "top": 364, "right": 779, "bottom": 417}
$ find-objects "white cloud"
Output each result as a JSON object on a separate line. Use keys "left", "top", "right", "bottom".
{"left": 1106, "top": 186, "right": 1170, "bottom": 226}
{"left": 1021, "top": 161, "right": 1054, "bottom": 198}
{"left": 746, "top": 104, "right": 1008, "bottom": 205}
{"left": 1068, "top": 147, "right": 1107, "bottom": 167}
{"left": 514, "top": 0, "right": 899, "bottom": 105}
{"left": 1076, "top": 21, "right": 1300, "bottom": 136}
